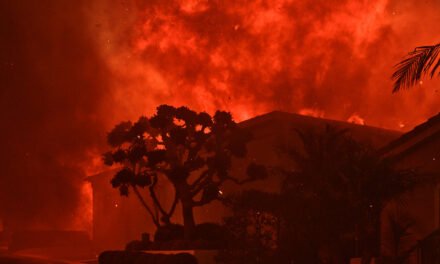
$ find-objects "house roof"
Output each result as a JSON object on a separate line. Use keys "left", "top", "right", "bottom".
{"left": 85, "top": 168, "right": 119, "bottom": 184}
{"left": 88, "top": 111, "right": 403, "bottom": 180}
{"left": 240, "top": 111, "right": 402, "bottom": 149}
{"left": 379, "top": 112, "right": 440, "bottom": 161}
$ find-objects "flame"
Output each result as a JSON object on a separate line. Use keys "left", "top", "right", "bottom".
{"left": 69, "top": 0, "right": 440, "bottom": 231}
{"left": 71, "top": 182, "right": 93, "bottom": 234}
{"left": 299, "top": 108, "right": 325, "bottom": 118}
{"left": 87, "top": 0, "right": 440, "bottom": 131}
{"left": 347, "top": 113, "right": 365, "bottom": 125}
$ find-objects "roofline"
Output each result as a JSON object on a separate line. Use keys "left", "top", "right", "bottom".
{"left": 85, "top": 167, "right": 119, "bottom": 182}
{"left": 89, "top": 111, "right": 402, "bottom": 179}
{"left": 240, "top": 110, "right": 402, "bottom": 135}
{"left": 384, "top": 130, "right": 440, "bottom": 163}
{"left": 379, "top": 112, "right": 440, "bottom": 157}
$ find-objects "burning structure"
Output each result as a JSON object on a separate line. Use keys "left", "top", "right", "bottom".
{"left": 87, "top": 111, "right": 401, "bottom": 249}
{"left": 87, "top": 111, "right": 440, "bottom": 264}
{"left": 380, "top": 113, "right": 440, "bottom": 262}
{"left": 1, "top": 0, "right": 440, "bottom": 262}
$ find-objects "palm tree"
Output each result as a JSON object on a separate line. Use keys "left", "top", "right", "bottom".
{"left": 392, "top": 43, "right": 440, "bottom": 92}
{"left": 283, "top": 126, "right": 419, "bottom": 263}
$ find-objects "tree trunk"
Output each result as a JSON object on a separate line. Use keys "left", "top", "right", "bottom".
{"left": 181, "top": 200, "right": 196, "bottom": 240}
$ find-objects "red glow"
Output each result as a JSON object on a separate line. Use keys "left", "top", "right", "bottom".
{"left": 71, "top": 0, "right": 440, "bottom": 231}
{"left": 89, "top": 0, "right": 440, "bottom": 131}
{"left": 2, "top": 0, "right": 440, "bottom": 233}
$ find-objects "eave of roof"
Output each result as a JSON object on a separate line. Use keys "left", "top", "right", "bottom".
{"left": 240, "top": 111, "right": 401, "bottom": 145}
{"left": 379, "top": 112, "right": 440, "bottom": 159}
{"left": 88, "top": 111, "right": 402, "bottom": 179}
{"left": 384, "top": 130, "right": 440, "bottom": 163}
{"left": 241, "top": 110, "right": 399, "bottom": 131}
{"left": 85, "top": 167, "right": 119, "bottom": 182}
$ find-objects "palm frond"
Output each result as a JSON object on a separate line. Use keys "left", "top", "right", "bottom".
{"left": 392, "top": 43, "right": 440, "bottom": 92}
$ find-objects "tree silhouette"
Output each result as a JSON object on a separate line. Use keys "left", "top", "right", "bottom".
{"left": 280, "top": 125, "right": 419, "bottom": 263}
{"left": 392, "top": 43, "right": 440, "bottom": 92}
{"left": 103, "top": 105, "right": 267, "bottom": 239}
{"left": 218, "top": 190, "right": 282, "bottom": 264}
{"left": 214, "top": 126, "right": 422, "bottom": 263}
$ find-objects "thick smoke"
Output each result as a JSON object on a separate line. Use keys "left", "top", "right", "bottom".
{"left": 89, "top": 0, "right": 440, "bottom": 127}
{"left": 0, "top": 0, "right": 439, "bottom": 230}
{"left": 0, "top": 1, "right": 111, "bottom": 230}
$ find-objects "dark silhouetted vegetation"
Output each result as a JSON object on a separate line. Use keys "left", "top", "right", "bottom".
{"left": 392, "top": 43, "right": 440, "bottom": 92}
{"left": 99, "top": 251, "right": 197, "bottom": 264}
{"left": 126, "top": 223, "right": 230, "bottom": 251}
{"left": 279, "top": 126, "right": 419, "bottom": 263}
{"left": 103, "top": 105, "right": 267, "bottom": 239}
{"left": 217, "top": 190, "right": 281, "bottom": 264}
{"left": 153, "top": 222, "right": 228, "bottom": 242}
{"left": 218, "top": 126, "right": 420, "bottom": 264}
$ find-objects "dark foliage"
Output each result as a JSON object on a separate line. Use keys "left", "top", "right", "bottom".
{"left": 219, "top": 126, "right": 421, "bottom": 263}
{"left": 195, "top": 223, "right": 230, "bottom": 242}
{"left": 98, "top": 251, "right": 197, "bottom": 264}
{"left": 280, "top": 125, "right": 420, "bottom": 262}
{"left": 154, "top": 223, "right": 229, "bottom": 243}
{"left": 103, "top": 105, "right": 266, "bottom": 239}
{"left": 154, "top": 224, "right": 185, "bottom": 242}
{"left": 392, "top": 43, "right": 440, "bottom": 92}
{"left": 217, "top": 190, "right": 281, "bottom": 264}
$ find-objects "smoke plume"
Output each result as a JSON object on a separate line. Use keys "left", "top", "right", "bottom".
{"left": 0, "top": 0, "right": 439, "bottom": 230}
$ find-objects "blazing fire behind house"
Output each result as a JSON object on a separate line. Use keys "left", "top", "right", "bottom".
{"left": 0, "top": 0, "right": 439, "bottom": 233}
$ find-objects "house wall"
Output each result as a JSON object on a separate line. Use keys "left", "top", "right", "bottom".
{"left": 394, "top": 135, "right": 440, "bottom": 234}
{"left": 90, "top": 113, "right": 401, "bottom": 250}
{"left": 89, "top": 117, "right": 294, "bottom": 249}
{"left": 381, "top": 135, "right": 440, "bottom": 261}
{"left": 90, "top": 174, "right": 153, "bottom": 250}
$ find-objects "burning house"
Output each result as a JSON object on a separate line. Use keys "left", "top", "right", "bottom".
{"left": 3, "top": 1, "right": 440, "bottom": 263}
{"left": 87, "top": 111, "right": 401, "bottom": 250}
{"left": 380, "top": 113, "right": 440, "bottom": 263}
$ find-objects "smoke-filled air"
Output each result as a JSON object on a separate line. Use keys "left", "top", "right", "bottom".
{"left": 1, "top": 0, "right": 439, "bottom": 230}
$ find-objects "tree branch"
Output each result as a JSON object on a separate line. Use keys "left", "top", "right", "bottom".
{"left": 149, "top": 174, "right": 168, "bottom": 219}
{"left": 192, "top": 198, "right": 212, "bottom": 207}
{"left": 167, "top": 192, "right": 179, "bottom": 217}
{"left": 224, "top": 176, "right": 255, "bottom": 185}
{"left": 187, "top": 140, "right": 203, "bottom": 162}
{"left": 132, "top": 185, "right": 160, "bottom": 227}
{"left": 190, "top": 170, "right": 210, "bottom": 189}
{"left": 190, "top": 171, "right": 212, "bottom": 196}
